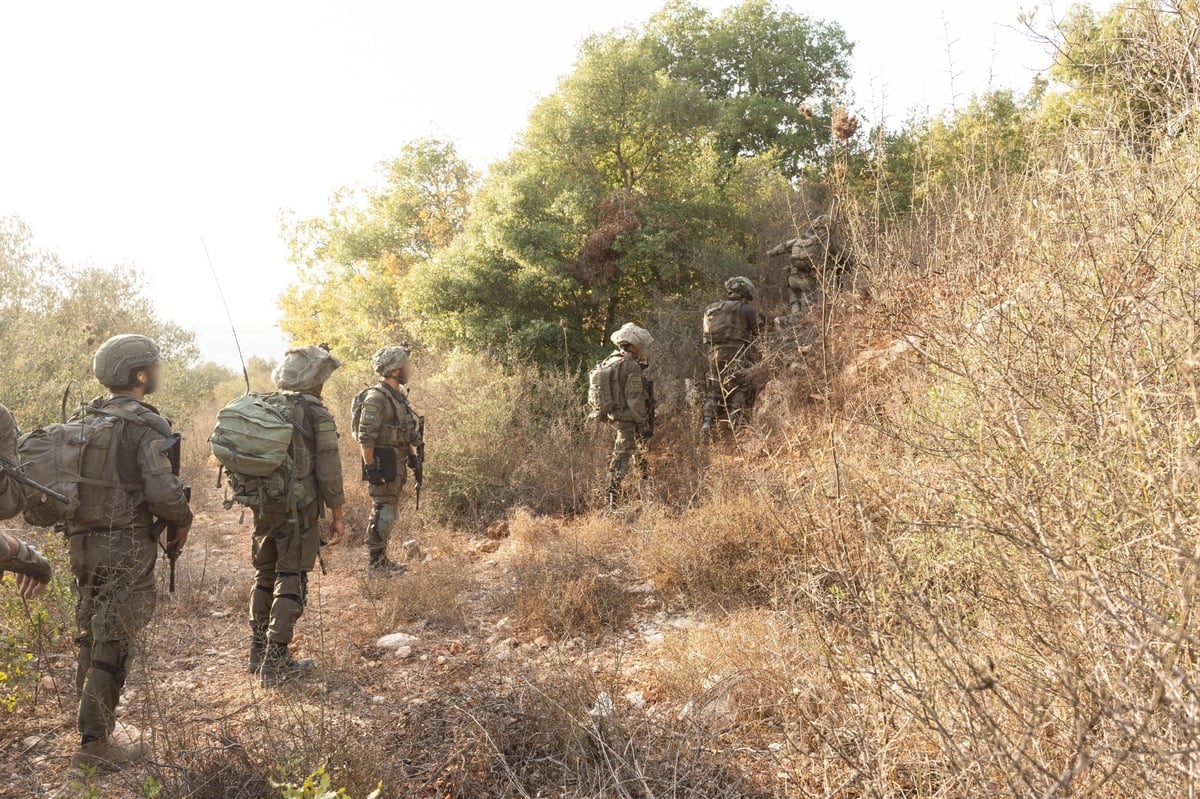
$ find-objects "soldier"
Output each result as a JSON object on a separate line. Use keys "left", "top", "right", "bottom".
{"left": 250, "top": 346, "right": 346, "bottom": 688}
{"left": 69, "top": 335, "right": 193, "bottom": 774}
{"left": 767, "top": 213, "right": 855, "bottom": 315}
{"left": 353, "top": 346, "right": 422, "bottom": 575}
{"left": 0, "top": 402, "right": 52, "bottom": 599}
{"left": 701, "top": 276, "right": 763, "bottom": 435}
{"left": 592, "top": 323, "right": 654, "bottom": 510}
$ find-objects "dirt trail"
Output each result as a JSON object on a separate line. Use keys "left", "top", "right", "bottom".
{"left": 1, "top": 505, "right": 695, "bottom": 797}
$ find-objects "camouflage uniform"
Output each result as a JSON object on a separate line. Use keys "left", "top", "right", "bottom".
{"left": 702, "top": 283, "right": 762, "bottom": 434}
{"left": 0, "top": 404, "right": 52, "bottom": 589}
{"left": 67, "top": 394, "right": 192, "bottom": 745}
{"left": 768, "top": 215, "right": 855, "bottom": 314}
{"left": 0, "top": 404, "right": 25, "bottom": 519}
{"left": 354, "top": 381, "right": 419, "bottom": 568}
{"left": 248, "top": 392, "right": 344, "bottom": 666}
{"left": 601, "top": 350, "right": 653, "bottom": 503}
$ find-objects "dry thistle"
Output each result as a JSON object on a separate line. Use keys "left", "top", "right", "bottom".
{"left": 832, "top": 106, "right": 859, "bottom": 140}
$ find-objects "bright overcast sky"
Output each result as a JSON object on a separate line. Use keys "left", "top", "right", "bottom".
{"left": 0, "top": 0, "right": 1082, "bottom": 366}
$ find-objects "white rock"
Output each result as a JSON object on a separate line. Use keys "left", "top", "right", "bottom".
{"left": 393, "top": 646, "right": 413, "bottom": 659}
{"left": 377, "top": 632, "right": 420, "bottom": 650}
{"left": 624, "top": 690, "right": 646, "bottom": 708}
{"left": 644, "top": 632, "right": 666, "bottom": 648}
{"left": 371, "top": 695, "right": 386, "bottom": 704}
{"left": 21, "top": 736, "right": 40, "bottom": 750}
{"left": 590, "top": 692, "right": 615, "bottom": 719}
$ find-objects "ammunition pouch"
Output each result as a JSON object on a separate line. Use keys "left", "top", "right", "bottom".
{"left": 373, "top": 447, "right": 398, "bottom": 483}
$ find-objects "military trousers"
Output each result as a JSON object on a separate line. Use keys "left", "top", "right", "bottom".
{"left": 366, "top": 481, "right": 404, "bottom": 562}
{"left": 249, "top": 501, "right": 320, "bottom": 648}
{"left": 703, "top": 347, "right": 755, "bottom": 431}
{"left": 69, "top": 527, "right": 158, "bottom": 742}
{"left": 606, "top": 420, "right": 648, "bottom": 494}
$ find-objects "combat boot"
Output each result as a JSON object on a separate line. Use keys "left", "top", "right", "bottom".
{"left": 70, "top": 736, "right": 149, "bottom": 776}
{"left": 248, "top": 624, "right": 267, "bottom": 675}
{"left": 260, "top": 643, "right": 314, "bottom": 688}
{"left": 368, "top": 555, "right": 408, "bottom": 576}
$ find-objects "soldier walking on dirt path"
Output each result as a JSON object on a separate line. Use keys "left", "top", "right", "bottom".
{"left": 353, "top": 346, "right": 423, "bottom": 575}
{"left": 248, "top": 346, "right": 347, "bottom": 688}
{"left": 701, "top": 276, "right": 763, "bottom": 436}
{"left": 68, "top": 335, "right": 193, "bottom": 775}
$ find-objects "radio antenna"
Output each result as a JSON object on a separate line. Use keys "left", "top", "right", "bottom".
{"left": 202, "top": 237, "right": 250, "bottom": 395}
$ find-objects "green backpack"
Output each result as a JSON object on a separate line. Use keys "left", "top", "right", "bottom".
{"left": 210, "top": 393, "right": 313, "bottom": 515}
{"left": 17, "top": 404, "right": 155, "bottom": 529}
{"left": 587, "top": 353, "right": 625, "bottom": 420}
{"left": 703, "top": 300, "right": 751, "bottom": 346}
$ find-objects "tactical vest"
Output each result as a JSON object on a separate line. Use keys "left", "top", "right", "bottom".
{"left": 352, "top": 383, "right": 417, "bottom": 448}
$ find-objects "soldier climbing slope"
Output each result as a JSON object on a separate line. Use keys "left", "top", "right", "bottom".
{"left": 589, "top": 323, "right": 655, "bottom": 511}
{"left": 353, "top": 346, "right": 423, "bottom": 575}
{"left": 701, "top": 276, "right": 764, "bottom": 436}
{"left": 767, "top": 213, "right": 855, "bottom": 315}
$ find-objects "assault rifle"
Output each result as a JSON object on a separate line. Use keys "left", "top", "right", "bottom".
{"left": 153, "top": 434, "right": 190, "bottom": 593}
{"left": 644, "top": 377, "right": 657, "bottom": 439}
{"left": 409, "top": 416, "right": 425, "bottom": 511}
{"left": 0, "top": 457, "right": 69, "bottom": 505}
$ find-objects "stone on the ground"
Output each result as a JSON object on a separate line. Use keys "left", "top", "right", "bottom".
{"left": 377, "top": 632, "right": 420, "bottom": 650}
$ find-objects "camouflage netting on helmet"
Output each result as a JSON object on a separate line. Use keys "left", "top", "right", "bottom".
{"left": 371, "top": 346, "right": 410, "bottom": 376}
{"left": 272, "top": 346, "right": 342, "bottom": 392}
{"left": 610, "top": 322, "right": 654, "bottom": 351}
{"left": 725, "top": 275, "right": 756, "bottom": 300}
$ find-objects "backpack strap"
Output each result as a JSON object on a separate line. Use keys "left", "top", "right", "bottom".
{"left": 379, "top": 382, "right": 414, "bottom": 425}
{"left": 76, "top": 404, "right": 154, "bottom": 491}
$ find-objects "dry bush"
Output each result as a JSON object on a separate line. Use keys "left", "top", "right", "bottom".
{"left": 505, "top": 509, "right": 636, "bottom": 638}
{"left": 362, "top": 546, "right": 475, "bottom": 631}
{"left": 383, "top": 660, "right": 764, "bottom": 797}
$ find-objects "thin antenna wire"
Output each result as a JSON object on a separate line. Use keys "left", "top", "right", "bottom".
{"left": 201, "top": 237, "right": 250, "bottom": 395}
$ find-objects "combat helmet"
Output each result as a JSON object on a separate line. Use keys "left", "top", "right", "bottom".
{"left": 272, "top": 345, "right": 342, "bottom": 392}
{"left": 93, "top": 334, "right": 160, "bottom": 388}
{"left": 610, "top": 322, "right": 654, "bottom": 351}
{"left": 371, "top": 346, "right": 410, "bottom": 376}
{"left": 725, "top": 276, "right": 756, "bottom": 300}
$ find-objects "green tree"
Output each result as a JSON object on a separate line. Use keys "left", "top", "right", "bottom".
{"left": 1037, "top": 1, "right": 1200, "bottom": 153}
{"left": 280, "top": 138, "right": 477, "bottom": 366}
{"left": 650, "top": 0, "right": 854, "bottom": 177}
{"left": 402, "top": 32, "right": 731, "bottom": 361}
{"left": 0, "top": 217, "right": 203, "bottom": 428}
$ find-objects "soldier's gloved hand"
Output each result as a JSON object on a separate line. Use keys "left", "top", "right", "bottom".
{"left": 406, "top": 453, "right": 419, "bottom": 472}
{"left": 362, "top": 462, "right": 386, "bottom": 486}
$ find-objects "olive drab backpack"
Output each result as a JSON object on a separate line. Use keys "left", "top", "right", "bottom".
{"left": 587, "top": 353, "right": 626, "bottom": 420}
{"left": 210, "top": 392, "right": 314, "bottom": 516}
{"left": 703, "top": 300, "right": 751, "bottom": 347}
{"left": 17, "top": 403, "right": 158, "bottom": 528}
